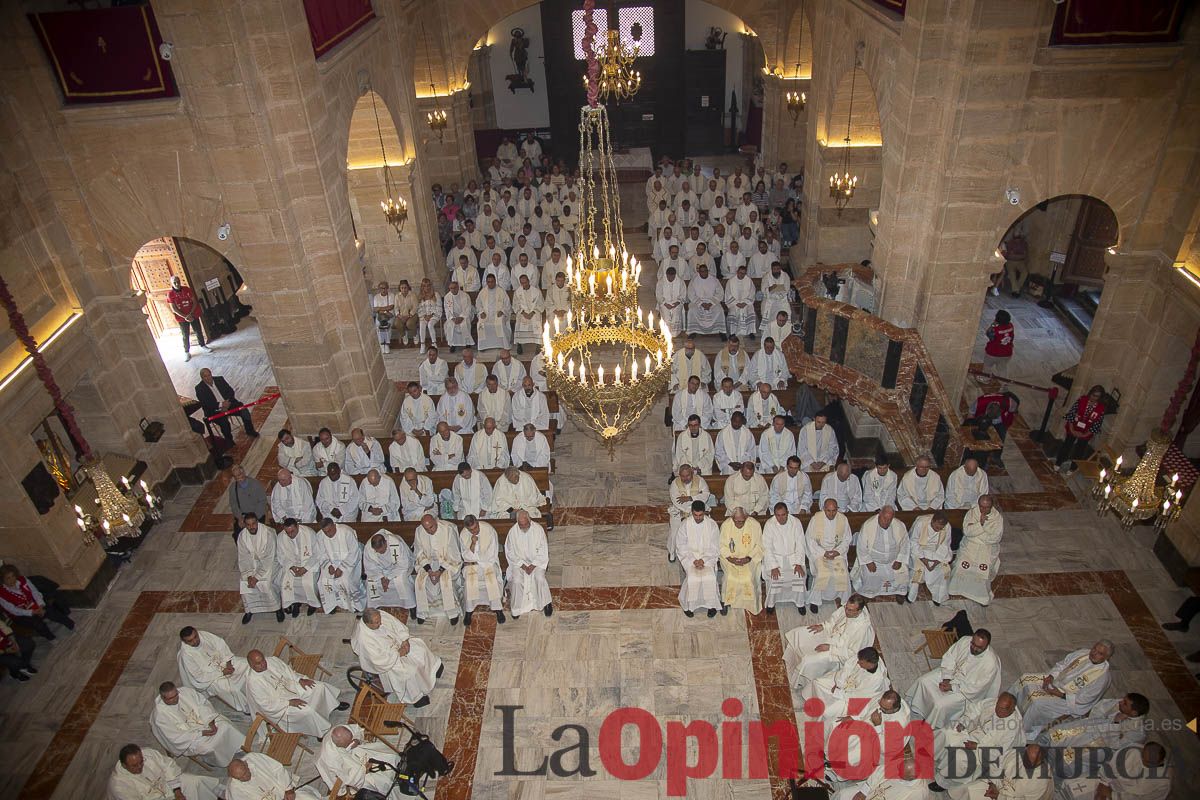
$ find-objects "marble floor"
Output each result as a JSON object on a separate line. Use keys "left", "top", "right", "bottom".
{"left": 6, "top": 191, "right": 1200, "bottom": 799}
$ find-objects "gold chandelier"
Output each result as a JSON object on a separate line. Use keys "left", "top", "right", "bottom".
{"left": 422, "top": 24, "right": 449, "bottom": 141}
{"left": 546, "top": 99, "right": 671, "bottom": 452}
{"left": 369, "top": 89, "right": 407, "bottom": 239}
{"left": 786, "top": 0, "right": 807, "bottom": 122}
{"left": 73, "top": 465, "right": 161, "bottom": 545}
{"left": 829, "top": 56, "right": 860, "bottom": 212}
{"left": 1092, "top": 432, "right": 1183, "bottom": 530}
{"left": 583, "top": 28, "right": 642, "bottom": 103}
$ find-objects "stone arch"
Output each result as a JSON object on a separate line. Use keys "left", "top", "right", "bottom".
{"left": 778, "top": 1, "right": 814, "bottom": 79}
{"left": 819, "top": 62, "right": 882, "bottom": 148}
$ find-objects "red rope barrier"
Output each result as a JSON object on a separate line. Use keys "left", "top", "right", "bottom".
{"left": 205, "top": 392, "right": 280, "bottom": 422}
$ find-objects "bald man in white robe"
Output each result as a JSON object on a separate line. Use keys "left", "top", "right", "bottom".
{"left": 667, "top": 466, "right": 711, "bottom": 562}
{"left": 225, "top": 753, "right": 322, "bottom": 800}
{"left": 245, "top": 649, "right": 344, "bottom": 738}
{"left": 506, "top": 511, "right": 553, "bottom": 617}
{"left": 491, "top": 350, "right": 527, "bottom": 391}
{"left": 150, "top": 682, "right": 244, "bottom": 768}
{"left": 414, "top": 515, "right": 464, "bottom": 623}
{"left": 388, "top": 429, "right": 427, "bottom": 473}
{"left": 1012, "top": 640, "right": 1113, "bottom": 739}
{"left": 177, "top": 627, "right": 250, "bottom": 713}
{"left": 489, "top": 467, "right": 546, "bottom": 517}
{"left": 686, "top": 265, "right": 726, "bottom": 335}
{"left": 315, "top": 519, "right": 365, "bottom": 614}
{"left": 804, "top": 499, "right": 853, "bottom": 609}
{"left": 948, "top": 495, "right": 1004, "bottom": 605}
{"left": 362, "top": 530, "right": 417, "bottom": 612}
{"left": 934, "top": 693, "right": 1024, "bottom": 790}
{"left": 797, "top": 414, "right": 839, "bottom": 470}
{"left": 511, "top": 425, "right": 551, "bottom": 469}
{"left": 358, "top": 470, "right": 401, "bottom": 522}
{"left": 783, "top": 594, "right": 874, "bottom": 686}
{"left": 276, "top": 520, "right": 323, "bottom": 616}
{"left": 460, "top": 516, "right": 506, "bottom": 621}
{"left": 428, "top": 424, "right": 465, "bottom": 471}
{"left": 351, "top": 608, "right": 442, "bottom": 704}
{"left": 316, "top": 724, "right": 402, "bottom": 798}
{"left": 270, "top": 468, "right": 317, "bottom": 523}
{"left": 898, "top": 457, "right": 946, "bottom": 510}
{"left": 946, "top": 458, "right": 989, "bottom": 510}
{"left": 851, "top": 506, "right": 910, "bottom": 598}
{"left": 819, "top": 463, "right": 863, "bottom": 512}
{"left": 909, "top": 631, "right": 1002, "bottom": 728}
{"left": 470, "top": 418, "right": 511, "bottom": 470}
{"left": 108, "top": 745, "right": 222, "bottom": 800}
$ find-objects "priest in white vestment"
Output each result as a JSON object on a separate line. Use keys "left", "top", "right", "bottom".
{"left": 388, "top": 428, "right": 428, "bottom": 472}
{"left": 945, "top": 744, "right": 1054, "bottom": 800}
{"left": 460, "top": 516, "right": 506, "bottom": 622}
{"left": 225, "top": 753, "right": 322, "bottom": 800}
{"left": 276, "top": 519, "right": 323, "bottom": 616}
{"left": 712, "top": 379, "right": 745, "bottom": 428}
{"left": 948, "top": 495, "right": 1004, "bottom": 605}
{"left": 276, "top": 430, "right": 318, "bottom": 476}
{"left": 1011, "top": 640, "right": 1113, "bottom": 739}
{"left": 764, "top": 311, "right": 793, "bottom": 346}
{"left": 316, "top": 463, "right": 360, "bottom": 522}
{"left": 909, "top": 631, "right": 1002, "bottom": 728}
{"left": 1056, "top": 742, "right": 1169, "bottom": 800}
{"left": 725, "top": 462, "right": 770, "bottom": 514}
{"left": 315, "top": 519, "right": 365, "bottom": 614}
{"left": 476, "top": 275, "right": 512, "bottom": 351}
{"left": 831, "top": 756, "right": 931, "bottom": 800}
{"left": 237, "top": 515, "right": 282, "bottom": 623}
{"left": 820, "top": 462, "right": 863, "bottom": 512}
{"left": 442, "top": 285, "right": 475, "bottom": 349}
{"left": 672, "top": 375, "right": 714, "bottom": 430}
{"left": 511, "top": 377, "right": 550, "bottom": 429}
{"left": 246, "top": 649, "right": 343, "bottom": 738}
{"left": 852, "top": 506, "right": 910, "bottom": 598}
{"left": 470, "top": 417, "right": 511, "bottom": 468}
{"left": 720, "top": 508, "right": 764, "bottom": 613}
{"left": 674, "top": 416, "right": 716, "bottom": 474}
{"left": 108, "top": 744, "right": 221, "bottom": 800}
{"left": 675, "top": 502, "right": 723, "bottom": 617}
{"left": 667, "top": 465, "right": 711, "bottom": 562}
{"left": 316, "top": 725, "right": 402, "bottom": 798}
{"left": 716, "top": 412, "right": 757, "bottom": 474}
{"left": 746, "top": 383, "right": 783, "bottom": 427}
{"left": 506, "top": 510, "right": 553, "bottom": 617}
{"left": 933, "top": 693, "right": 1023, "bottom": 789}
{"left": 418, "top": 347, "right": 450, "bottom": 395}
{"left": 491, "top": 349, "right": 528, "bottom": 391}
{"left": 362, "top": 531, "right": 417, "bottom": 612}
{"left": 759, "top": 415, "right": 796, "bottom": 473}
{"left": 769, "top": 457, "right": 813, "bottom": 514}
{"left": 908, "top": 512, "right": 953, "bottom": 604}
{"left": 804, "top": 499, "right": 853, "bottom": 609}
{"left": 312, "top": 429, "right": 347, "bottom": 476}
{"left": 151, "top": 682, "right": 243, "bottom": 768}
{"left": 359, "top": 469, "right": 401, "bottom": 522}
{"left": 344, "top": 429, "right": 386, "bottom": 476}
{"left": 414, "top": 514, "right": 464, "bottom": 623}
{"left": 271, "top": 468, "right": 317, "bottom": 524}
{"left": 762, "top": 503, "right": 808, "bottom": 611}
{"left": 489, "top": 467, "right": 546, "bottom": 518}
{"left": 454, "top": 348, "right": 488, "bottom": 393}
{"left": 825, "top": 690, "right": 911, "bottom": 779}
{"left": 898, "top": 457, "right": 946, "bottom": 510}
{"left": 177, "top": 627, "right": 250, "bottom": 713}
{"left": 760, "top": 264, "right": 791, "bottom": 327}
{"left": 398, "top": 467, "right": 437, "bottom": 521}
{"left": 512, "top": 275, "right": 544, "bottom": 349}
{"left": 861, "top": 457, "right": 899, "bottom": 512}
{"left": 436, "top": 377, "right": 476, "bottom": 432}
{"left": 511, "top": 424, "right": 551, "bottom": 469}
{"left": 724, "top": 264, "right": 758, "bottom": 336}
{"left": 1040, "top": 693, "right": 1148, "bottom": 779}
{"left": 748, "top": 337, "right": 789, "bottom": 389}
{"left": 946, "top": 458, "right": 990, "bottom": 510}
{"left": 713, "top": 339, "right": 750, "bottom": 389}
{"left": 428, "top": 423, "right": 465, "bottom": 471}
{"left": 802, "top": 647, "right": 890, "bottom": 720}
{"left": 782, "top": 593, "right": 873, "bottom": 686}
{"left": 670, "top": 338, "right": 713, "bottom": 392}
{"left": 657, "top": 267, "right": 688, "bottom": 336}
{"left": 399, "top": 382, "right": 438, "bottom": 435}
{"left": 797, "top": 412, "right": 839, "bottom": 469}
{"left": 686, "top": 264, "right": 726, "bottom": 335}
{"left": 477, "top": 377, "right": 513, "bottom": 431}
{"left": 351, "top": 608, "right": 442, "bottom": 704}
{"left": 453, "top": 462, "right": 494, "bottom": 519}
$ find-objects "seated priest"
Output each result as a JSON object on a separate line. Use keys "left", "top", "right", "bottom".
{"left": 931, "top": 692, "right": 1023, "bottom": 792}
{"left": 316, "top": 462, "right": 360, "bottom": 523}
{"left": 316, "top": 725, "right": 403, "bottom": 799}
{"left": 459, "top": 515, "right": 506, "bottom": 625}
{"left": 344, "top": 428, "right": 386, "bottom": 476}
{"left": 511, "top": 423, "right": 551, "bottom": 469}
{"left": 907, "top": 512, "right": 953, "bottom": 605}
{"left": 489, "top": 466, "right": 548, "bottom": 522}
{"left": 804, "top": 498, "right": 852, "bottom": 612}
{"left": 505, "top": 510, "right": 553, "bottom": 619}
{"left": 236, "top": 513, "right": 283, "bottom": 624}
{"left": 270, "top": 468, "right": 317, "bottom": 524}
{"left": 674, "top": 415, "right": 715, "bottom": 475}
{"left": 944, "top": 744, "right": 1053, "bottom": 800}
{"left": 801, "top": 646, "right": 890, "bottom": 721}
{"left": 1011, "top": 639, "right": 1114, "bottom": 739}
{"left": 667, "top": 464, "right": 711, "bottom": 563}
{"left": 362, "top": 530, "right": 417, "bottom": 614}
{"left": 315, "top": 518, "right": 366, "bottom": 614}
{"left": 947, "top": 494, "right": 1004, "bottom": 606}
{"left": 746, "top": 382, "right": 783, "bottom": 428}
{"left": 819, "top": 460, "right": 863, "bottom": 513}
{"left": 436, "top": 376, "right": 476, "bottom": 432}
{"left": 769, "top": 456, "right": 813, "bottom": 514}
{"left": 150, "top": 680, "right": 244, "bottom": 768}
{"left": 851, "top": 505, "right": 910, "bottom": 599}
{"left": 359, "top": 468, "right": 401, "bottom": 523}
{"left": 672, "top": 375, "right": 713, "bottom": 431}
{"left": 715, "top": 411, "right": 757, "bottom": 475}
{"left": 946, "top": 457, "right": 989, "bottom": 510}
{"left": 398, "top": 467, "right": 437, "bottom": 521}
{"left": 225, "top": 753, "right": 323, "bottom": 800}
{"left": 797, "top": 410, "right": 839, "bottom": 470}
{"left": 1055, "top": 741, "right": 1169, "bottom": 800}
{"left": 451, "top": 461, "right": 494, "bottom": 520}
{"left": 1039, "top": 692, "right": 1149, "bottom": 780}
{"left": 312, "top": 428, "right": 346, "bottom": 474}
{"left": 108, "top": 743, "right": 222, "bottom": 800}
{"left": 908, "top": 629, "right": 1002, "bottom": 728}
{"left": 351, "top": 607, "right": 443, "bottom": 706}
{"left": 782, "top": 592, "right": 873, "bottom": 688}
{"left": 762, "top": 502, "right": 808, "bottom": 614}
{"left": 675, "top": 501, "right": 722, "bottom": 619}
{"left": 724, "top": 461, "right": 769, "bottom": 515}
{"left": 861, "top": 454, "right": 898, "bottom": 512}
{"left": 177, "top": 626, "right": 250, "bottom": 713}
{"left": 897, "top": 456, "right": 946, "bottom": 510}
{"left": 470, "top": 416, "right": 512, "bottom": 469}
{"left": 277, "top": 518, "right": 323, "bottom": 618}
{"left": 719, "top": 507, "right": 764, "bottom": 614}
{"left": 414, "top": 514, "right": 464, "bottom": 624}
{"left": 245, "top": 648, "right": 347, "bottom": 738}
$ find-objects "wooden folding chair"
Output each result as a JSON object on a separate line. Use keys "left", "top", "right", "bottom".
{"left": 348, "top": 681, "right": 415, "bottom": 756}
{"left": 242, "top": 713, "right": 314, "bottom": 767}
{"left": 327, "top": 779, "right": 354, "bottom": 800}
{"left": 913, "top": 628, "right": 959, "bottom": 670}
{"left": 273, "top": 636, "right": 333, "bottom": 680}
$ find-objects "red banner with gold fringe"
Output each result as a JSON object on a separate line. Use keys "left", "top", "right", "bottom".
{"left": 304, "top": 0, "right": 375, "bottom": 59}
{"left": 1050, "top": 0, "right": 1186, "bottom": 46}
{"left": 28, "top": 5, "right": 178, "bottom": 106}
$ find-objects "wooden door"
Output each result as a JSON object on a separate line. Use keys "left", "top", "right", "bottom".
{"left": 131, "top": 237, "right": 186, "bottom": 338}
{"left": 1062, "top": 197, "right": 1118, "bottom": 287}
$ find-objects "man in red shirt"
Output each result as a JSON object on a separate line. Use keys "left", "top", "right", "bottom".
{"left": 983, "top": 309, "right": 1014, "bottom": 377}
{"left": 167, "top": 275, "right": 212, "bottom": 362}
{"left": 970, "top": 386, "right": 1019, "bottom": 469}
{"left": 1056, "top": 384, "right": 1107, "bottom": 474}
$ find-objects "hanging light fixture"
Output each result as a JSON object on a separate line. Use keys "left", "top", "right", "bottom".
{"left": 829, "top": 53, "right": 860, "bottom": 213}
{"left": 368, "top": 88, "right": 407, "bottom": 239}
{"left": 422, "top": 24, "right": 449, "bottom": 141}
{"left": 548, "top": 0, "right": 671, "bottom": 454}
{"left": 786, "top": 1, "right": 807, "bottom": 122}
{"left": 582, "top": 3, "right": 642, "bottom": 103}
{"left": 1091, "top": 434, "right": 1183, "bottom": 530}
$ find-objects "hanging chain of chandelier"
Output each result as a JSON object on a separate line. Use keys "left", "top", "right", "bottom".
{"left": 829, "top": 54, "right": 860, "bottom": 212}
{"left": 369, "top": 87, "right": 407, "bottom": 239}
{"left": 786, "top": 0, "right": 807, "bottom": 122}
{"left": 423, "top": 23, "right": 449, "bottom": 140}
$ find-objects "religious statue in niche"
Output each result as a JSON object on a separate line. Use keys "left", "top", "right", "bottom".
{"left": 704, "top": 27, "right": 727, "bottom": 50}
{"left": 506, "top": 27, "right": 535, "bottom": 93}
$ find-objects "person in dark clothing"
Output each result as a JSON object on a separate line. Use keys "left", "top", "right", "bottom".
{"left": 1161, "top": 596, "right": 1200, "bottom": 667}
{"left": 0, "top": 564, "right": 74, "bottom": 640}
{"left": 0, "top": 613, "right": 36, "bottom": 681}
{"left": 1056, "top": 384, "right": 1106, "bottom": 474}
{"left": 195, "top": 368, "right": 259, "bottom": 443}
